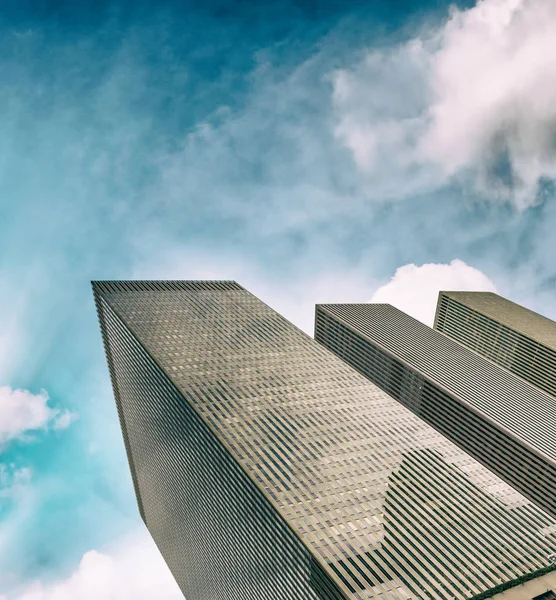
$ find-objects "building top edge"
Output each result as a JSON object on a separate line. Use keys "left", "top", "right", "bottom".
{"left": 316, "top": 302, "right": 556, "bottom": 463}
{"left": 438, "top": 291, "right": 556, "bottom": 348}
{"left": 92, "top": 280, "right": 244, "bottom": 294}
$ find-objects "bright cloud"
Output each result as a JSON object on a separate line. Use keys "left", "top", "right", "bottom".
{"left": 0, "top": 387, "right": 77, "bottom": 445}
{"left": 370, "top": 259, "right": 497, "bottom": 325}
{"left": 10, "top": 531, "right": 182, "bottom": 600}
{"left": 333, "top": 0, "right": 556, "bottom": 208}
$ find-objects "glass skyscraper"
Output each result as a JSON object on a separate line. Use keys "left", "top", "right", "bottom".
{"left": 434, "top": 291, "right": 556, "bottom": 398}
{"left": 314, "top": 303, "right": 556, "bottom": 519}
{"left": 94, "top": 281, "right": 556, "bottom": 600}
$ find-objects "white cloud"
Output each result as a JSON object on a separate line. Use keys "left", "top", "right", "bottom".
{"left": 9, "top": 530, "right": 182, "bottom": 600}
{"left": 370, "top": 259, "right": 497, "bottom": 325}
{"left": 333, "top": 0, "right": 556, "bottom": 208}
{"left": 419, "top": 0, "right": 556, "bottom": 206}
{"left": 51, "top": 411, "right": 78, "bottom": 431}
{"left": 0, "top": 387, "right": 77, "bottom": 445}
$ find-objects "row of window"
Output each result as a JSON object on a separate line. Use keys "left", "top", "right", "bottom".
{"left": 98, "top": 285, "right": 556, "bottom": 600}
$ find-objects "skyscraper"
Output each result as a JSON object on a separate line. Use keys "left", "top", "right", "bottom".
{"left": 434, "top": 291, "right": 556, "bottom": 397}
{"left": 94, "top": 281, "right": 556, "bottom": 600}
{"left": 314, "top": 303, "right": 556, "bottom": 519}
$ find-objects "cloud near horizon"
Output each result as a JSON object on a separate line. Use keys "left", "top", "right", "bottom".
{"left": 6, "top": 531, "right": 182, "bottom": 600}
{"left": 370, "top": 259, "right": 497, "bottom": 325}
{"left": 333, "top": 0, "right": 556, "bottom": 208}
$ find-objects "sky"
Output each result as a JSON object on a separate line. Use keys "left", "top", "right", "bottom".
{"left": 1, "top": 0, "right": 556, "bottom": 597}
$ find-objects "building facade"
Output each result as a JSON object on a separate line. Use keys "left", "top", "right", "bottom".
{"left": 434, "top": 291, "right": 556, "bottom": 397}
{"left": 94, "top": 281, "right": 556, "bottom": 600}
{"left": 314, "top": 303, "right": 556, "bottom": 519}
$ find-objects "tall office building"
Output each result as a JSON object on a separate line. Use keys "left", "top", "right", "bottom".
{"left": 314, "top": 303, "right": 556, "bottom": 519}
{"left": 434, "top": 291, "right": 556, "bottom": 397}
{"left": 94, "top": 281, "right": 556, "bottom": 600}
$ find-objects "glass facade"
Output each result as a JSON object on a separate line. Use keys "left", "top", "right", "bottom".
{"left": 314, "top": 303, "right": 556, "bottom": 519}
{"left": 94, "top": 281, "right": 556, "bottom": 600}
{"left": 435, "top": 291, "right": 556, "bottom": 398}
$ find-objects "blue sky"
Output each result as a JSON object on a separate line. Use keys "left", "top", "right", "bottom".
{"left": 1, "top": 0, "right": 556, "bottom": 596}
